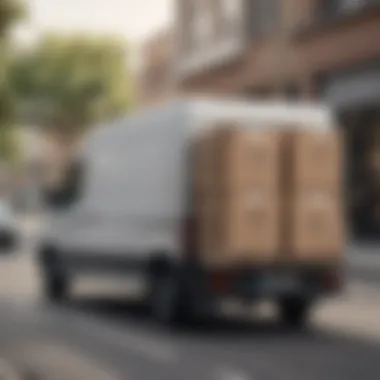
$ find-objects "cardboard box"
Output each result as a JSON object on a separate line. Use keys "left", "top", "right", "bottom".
{"left": 287, "top": 192, "right": 344, "bottom": 261}
{"left": 197, "top": 192, "right": 281, "bottom": 267}
{"left": 243, "top": 192, "right": 281, "bottom": 263}
{"left": 194, "top": 126, "right": 283, "bottom": 193}
{"left": 287, "top": 129, "right": 343, "bottom": 189}
{"left": 214, "top": 127, "right": 283, "bottom": 192}
{"left": 194, "top": 126, "right": 344, "bottom": 267}
{"left": 282, "top": 129, "right": 344, "bottom": 262}
{"left": 196, "top": 197, "right": 220, "bottom": 259}
{"left": 196, "top": 195, "right": 246, "bottom": 263}
{"left": 193, "top": 130, "right": 216, "bottom": 191}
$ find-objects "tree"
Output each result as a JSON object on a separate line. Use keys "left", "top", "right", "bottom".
{"left": 0, "top": 0, "right": 25, "bottom": 166}
{"left": 0, "top": 79, "right": 18, "bottom": 166}
{"left": 12, "top": 34, "right": 134, "bottom": 145}
{"left": 0, "top": 0, "right": 24, "bottom": 38}
{"left": 0, "top": 126, "right": 19, "bottom": 163}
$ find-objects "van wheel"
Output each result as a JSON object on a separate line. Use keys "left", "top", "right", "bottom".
{"left": 39, "top": 245, "right": 69, "bottom": 303}
{"left": 278, "top": 297, "right": 311, "bottom": 328}
{"left": 44, "top": 271, "right": 69, "bottom": 303}
{"left": 150, "top": 274, "right": 194, "bottom": 327}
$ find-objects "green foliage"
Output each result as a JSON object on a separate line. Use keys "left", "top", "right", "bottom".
{"left": 0, "top": 0, "right": 25, "bottom": 164}
{"left": 12, "top": 34, "right": 133, "bottom": 139}
{"left": 0, "top": 0, "right": 25, "bottom": 37}
{"left": 0, "top": 57, "right": 15, "bottom": 127}
{"left": 0, "top": 126, "right": 20, "bottom": 165}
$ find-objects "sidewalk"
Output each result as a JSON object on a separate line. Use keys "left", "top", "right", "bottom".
{"left": 15, "top": 213, "right": 42, "bottom": 236}
{"left": 347, "top": 243, "right": 380, "bottom": 270}
{"left": 2, "top": 342, "right": 120, "bottom": 380}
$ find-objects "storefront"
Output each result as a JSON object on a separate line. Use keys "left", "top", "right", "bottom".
{"left": 322, "top": 64, "right": 380, "bottom": 241}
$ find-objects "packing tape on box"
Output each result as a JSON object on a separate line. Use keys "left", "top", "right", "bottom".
{"left": 248, "top": 191, "right": 268, "bottom": 206}
{"left": 303, "top": 192, "right": 334, "bottom": 208}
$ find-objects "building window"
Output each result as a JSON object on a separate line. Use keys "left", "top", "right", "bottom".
{"left": 181, "top": 1, "right": 196, "bottom": 53}
{"left": 320, "top": 0, "right": 378, "bottom": 19}
{"left": 221, "top": 0, "right": 243, "bottom": 36}
{"left": 192, "top": 0, "right": 213, "bottom": 49}
{"left": 249, "top": 0, "right": 279, "bottom": 37}
{"left": 341, "top": 0, "right": 367, "bottom": 11}
{"left": 259, "top": 0, "right": 279, "bottom": 33}
{"left": 222, "top": 0, "right": 242, "bottom": 21}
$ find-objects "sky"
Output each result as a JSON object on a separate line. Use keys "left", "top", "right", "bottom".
{"left": 13, "top": 0, "right": 173, "bottom": 66}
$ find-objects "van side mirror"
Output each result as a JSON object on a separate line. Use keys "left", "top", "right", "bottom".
{"left": 41, "top": 160, "right": 84, "bottom": 210}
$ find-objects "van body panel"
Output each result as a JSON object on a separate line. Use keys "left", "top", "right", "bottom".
{"left": 42, "top": 98, "right": 336, "bottom": 263}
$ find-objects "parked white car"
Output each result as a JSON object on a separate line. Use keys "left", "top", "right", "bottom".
{"left": 0, "top": 200, "right": 19, "bottom": 252}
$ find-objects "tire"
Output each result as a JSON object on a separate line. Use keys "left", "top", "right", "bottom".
{"left": 278, "top": 297, "right": 311, "bottom": 328}
{"left": 39, "top": 245, "right": 69, "bottom": 303}
{"left": 44, "top": 271, "right": 69, "bottom": 303}
{"left": 150, "top": 272, "right": 195, "bottom": 327}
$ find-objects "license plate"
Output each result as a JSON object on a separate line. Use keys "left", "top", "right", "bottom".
{"left": 261, "top": 274, "right": 300, "bottom": 292}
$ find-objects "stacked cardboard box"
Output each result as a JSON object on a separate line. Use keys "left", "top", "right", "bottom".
{"left": 195, "top": 125, "right": 282, "bottom": 266}
{"left": 197, "top": 195, "right": 281, "bottom": 266}
{"left": 194, "top": 124, "right": 344, "bottom": 267}
{"left": 284, "top": 129, "right": 344, "bottom": 262}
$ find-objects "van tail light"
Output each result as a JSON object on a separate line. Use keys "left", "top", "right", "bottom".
{"left": 209, "top": 272, "right": 232, "bottom": 294}
{"left": 181, "top": 216, "right": 198, "bottom": 261}
{"left": 321, "top": 269, "right": 343, "bottom": 292}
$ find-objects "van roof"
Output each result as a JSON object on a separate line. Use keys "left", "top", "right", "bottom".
{"left": 82, "top": 98, "right": 335, "bottom": 151}
{"left": 135, "top": 97, "right": 333, "bottom": 127}
{"left": 187, "top": 97, "right": 334, "bottom": 130}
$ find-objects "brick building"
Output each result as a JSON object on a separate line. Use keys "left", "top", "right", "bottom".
{"left": 138, "top": 1, "right": 380, "bottom": 239}
{"left": 171, "top": 0, "right": 380, "bottom": 240}
{"left": 137, "top": 29, "right": 178, "bottom": 107}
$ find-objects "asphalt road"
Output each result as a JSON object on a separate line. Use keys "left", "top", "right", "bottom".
{"left": 0, "top": 218, "right": 379, "bottom": 380}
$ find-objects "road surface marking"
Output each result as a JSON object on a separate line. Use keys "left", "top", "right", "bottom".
{"left": 0, "top": 299, "right": 178, "bottom": 364}
{"left": 52, "top": 307, "right": 179, "bottom": 364}
{"left": 18, "top": 342, "right": 121, "bottom": 380}
{"left": 0, "top": 358, "right": 24, "bottom": 380}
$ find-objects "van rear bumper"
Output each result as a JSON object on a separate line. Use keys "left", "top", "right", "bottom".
{"left": 183, "top": 264, "right": 342, "bottom": 317}
{"left": 192, "top": 264, "right": 343, "bottom": 303}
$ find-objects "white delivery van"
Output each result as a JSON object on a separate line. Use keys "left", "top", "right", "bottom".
{"left": 38, "top": 98, "right": 344, "bottom": 326}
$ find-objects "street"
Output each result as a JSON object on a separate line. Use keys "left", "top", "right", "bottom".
{"left": 0, "top": 218, "right": 379, "bottom": 380}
